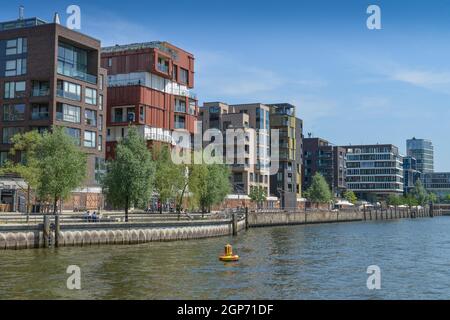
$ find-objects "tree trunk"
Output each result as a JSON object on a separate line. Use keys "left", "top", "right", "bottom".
{"left": 125, "top": 196, "right": 129, "bottom": 222}
{"left": 53, "top": 195, "right": 58, "bottom": 216}
{"left": 26, "top": 185, "right": 31, "bottom": 223}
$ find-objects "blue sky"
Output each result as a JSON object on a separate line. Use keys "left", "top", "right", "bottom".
{"left": 2, "top": 0, "right": 450, "bottom": 170}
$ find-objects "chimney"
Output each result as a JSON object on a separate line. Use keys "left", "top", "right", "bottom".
{"left": 19, "top": 5, "right": 24, "bottom": 20}
{"left": 53, "top": 12, "right": 61, "bottom": 24}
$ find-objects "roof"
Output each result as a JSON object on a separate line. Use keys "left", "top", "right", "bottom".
{"left": 0, "top": 17, "right": 47, "bottom": 31}
{"left": 102, "top": 41, "right": 182, "bottom": 60}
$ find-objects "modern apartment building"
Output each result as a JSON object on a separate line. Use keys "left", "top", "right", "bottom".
{"left": 421, "top": 172, "right": 450, "bottom": 197}
{"left": 403, "top": 156, "right": 420, "bottom": 194}
{"left": 199, "top": 102, "right": 271, "bottom": 201}
{"left": 101, "top": 42, "right": 197, "bottom": 159}
{"left": 303, "top": 137, "right": 346, "bottom": 197}
{"left": 0, "top": 15, "right": 107, "bottom": 210}
{"left": 267, "top": 103, "right": 303, "bottom": 209}
{"left": 342, "top": 144, "right": 404, "bottom": 200}
{"left": 406, "top": 137, "right": 434, "bottom": 174}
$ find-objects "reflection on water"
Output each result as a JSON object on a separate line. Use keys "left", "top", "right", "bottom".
{"left": 1, "top": 217, "right": 450, "bottom": 299}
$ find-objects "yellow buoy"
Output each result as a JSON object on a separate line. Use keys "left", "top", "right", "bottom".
{"left": 219, "top": 244, "right": 239, "bottom": 262}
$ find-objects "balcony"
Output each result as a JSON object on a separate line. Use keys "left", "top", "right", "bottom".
{"left": 57, "top": 66, "right": 97, "bottom": 85}
{"left": 31, "top": 112, "right": 49, "bottom": 120}
{"left": 57, "top": 89, "right": 80, "bottom": 101}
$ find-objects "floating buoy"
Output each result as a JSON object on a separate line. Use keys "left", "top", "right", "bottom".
{"left": 219, "top": 244, "right": 239, "bottom": 262}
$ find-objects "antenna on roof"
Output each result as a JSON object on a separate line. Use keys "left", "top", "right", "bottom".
{"left": 53, "top": 12, "right": 61, "bottom": 24}
{"left": 19, "top": 5, "right": 24, "bottom": 20}
{"left": 308, "top": 132, "right": 312, "bottom": 138}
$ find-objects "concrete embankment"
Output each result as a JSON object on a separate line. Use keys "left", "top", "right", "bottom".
{"left": 0, "top": 218, "right": 246, "bottom": 250}
{"left": 247, "top": 207, "right": 442, "bottom": 228}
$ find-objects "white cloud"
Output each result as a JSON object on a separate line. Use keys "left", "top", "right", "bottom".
{"left": 389, "top": 69, "right": 450, "bottom": 94}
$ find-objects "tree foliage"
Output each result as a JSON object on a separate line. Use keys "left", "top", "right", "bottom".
{"left": 410, "top": 180, "right": 429, "bottom": 206}
{"left": 189, "top": 164, "right": 231, "bottom": 213}
{"left": 249, "top": 186, "right": 267, "bottom": 209}
{"left": 35, "top": 127, "right": 87, "bottom": 214}
{"left": 153, "top": 145, "right": 186, "bottom": 213}
{"left": 305, "top": 173, "right": 332, "bottom": 203}
{"left": 343, "top": 190, "right": 357, "bottom": 204}
{"left": 102, "top": 127, "right": 155, "bottom": 221}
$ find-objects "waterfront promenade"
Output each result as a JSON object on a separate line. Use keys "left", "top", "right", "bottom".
{"left": 0, "top": 206, "right": 442, "bottom": 251}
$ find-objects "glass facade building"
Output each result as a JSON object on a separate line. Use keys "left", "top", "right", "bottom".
{"left": 406, "top": 138, "right": 434, "bottom": 174}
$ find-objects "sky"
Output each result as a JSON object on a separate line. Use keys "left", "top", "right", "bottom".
{"left": 2, "top": 0, "right": 450, "bottom": 170}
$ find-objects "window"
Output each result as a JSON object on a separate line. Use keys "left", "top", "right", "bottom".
{"left": 175, "top": 115, "right": 185, "bottom": 129}
{"left": 99, "top": 94, "right": 103, "bottom": 111}
{"left": 99, "top": 75, "right": 104, "bottom": 90}
{"left": 3, "top": 104, "right": 25, "bottom": 121}
{"left": 57, "top": 80, "right": 81, "bottom": 101}
{"left": 173, "top": 65, "right": 178, "bottom": 81}
{"left": 0, "top": 152, "right": 8, "bottom": 166}
{"left": 85, "top": 88, "right": 97, "bottom": 105}
{"left": 180, "top": 68, "right": 188, "bottom": 84}
{"left": 4, "top": 81, "right": 26, "bottom": 99}
{"left": 31, "top": 81, "right": 49, "bottom": 96}
{"left": 157, "top": 57, "right": 169, "bottom": 73}
{"left": 140, "top": 106, "right": 145, "bottom": 122}
{"left": 5, "top": 58, "right": 27, "bottom": 76}
{"left": 31, "top": 104, "right": 49, "bottom": 120}
{"left": 189, "top": 100, "right": 196, "bottom": 115}
{"left": 98, "top": 135, "right": 103, "bottom": 151}
{"left": 57, "top": 42, "right": 95, "bottom": 83}
{"left": 84, "top": 131, "right": 96, "bottom": 148}
{"left": 108, "top": 58, "right": 112, "bottom": 67}
{"left": 95, "top": 157, "right": 106, "bottom": 184}
{"left": 85, "top": 109, "right": 97, "bottom": 126}
{"left": 98, "top": 115, "right": 103, "bottom": 131}
{"left": 2, "top": 127, "right": 23, "bottom": 144}
{"left": 175, "top": 99, "right": 186, "bottom": 113}
{"left": 6, "top": 38, "right": 27, "bottom": 55}
{"left": 65, "top": 127, "right": 81, "bottom": 145}
{"left": 56, "top": 103, "right": 81, "bottom": 123}
{"left": 113, "top": 108, "right": 123, "bottom": 123}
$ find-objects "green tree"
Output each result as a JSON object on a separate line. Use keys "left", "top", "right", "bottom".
{"left": 410, "top": 180, "right": 429, "bottom": 206}
{"left": 306, "top": 173, "right": 332, "bottom": 204}
{"left": 387, "top": 194, "right": 402, "bottom": 206}
{"left": 35, "top": 127, "right": 87, "bottom": 215}
{"left": 429, "top": 192, "right": 438, "bottom": 204}
{"left": 102, "top": 127, "right": 155, "bottom": 222}
{"left": 249, "top": 186, "right": 267, "bottom": 209}
{"left": 0, "top": 130, "right": 43, "bottom": 221}
{"left": 344, "top": 190, "right": 357, "bottom": 204}
{"left": 153, "top": 146, "right": 186, "bottom": 214}
{"left": 404, "top": 193, "right": 419, "bottom": 207}
{"left": 189, "top": 164, "right": 231, "bottom": 214}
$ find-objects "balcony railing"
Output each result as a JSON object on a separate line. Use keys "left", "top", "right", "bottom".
{"left": 57, "top": 89, "right": 81, "bottom": 101}
{"left": 31, "top": 112, "right": 49, "bottom": 120}
{"left": 57, "top": 66, "right": 97, "bottom": 84}
{"left": 32, "top": 89, "right": 50, "bottom": 97}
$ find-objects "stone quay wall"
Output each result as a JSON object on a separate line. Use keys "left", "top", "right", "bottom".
{"left": 0, "top": 218, "right": 247, "bottom": 250}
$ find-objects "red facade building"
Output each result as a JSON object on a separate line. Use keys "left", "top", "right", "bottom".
{"left": 101, "top": 42, "right": 197, "bottom": 158}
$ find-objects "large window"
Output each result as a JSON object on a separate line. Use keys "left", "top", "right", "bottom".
{"left": 56, "top": 103, "right": 81, "bottom": 123}
{"left": 6, "top": 38, "right": 27, "bottom": 55}
{"left": 57, "top": 42, "right": 96, "bottom": 84}
{"left": 3, "top": 104, "right": 25, "bottom": 121}
{"left": 2, "top": 127, "right": 23, "bottom": 144}
{"left": 85, "top": 88, "right": 97, "bottom": 105}
{"left": 4, "top": 81, "right": 26, "bottom": 99}
{"left": 31, "top": 81, "right": 49, "bottom": 97}
{"left": 5, "top": 58, "right": 27, "bottom": 76}
{"left": 85, "top": 109, "right": 97, "bottom": 126}
{"left": 84, "top": 131, "right": 96, "bottom": 148}
{"left": 65, "top": 127, "right": 81, "bottom": 145}
{"left": 99, "top": 94, "right": 103, "bottom": 111}
{"left": 180, "top": 68, "right": 188, "bottom": 84}
{"left": 31, "top": 104, "right": 49, "bottom": 120}
{"left": 57, "top": 80, "right": 81, "bottom": 101}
